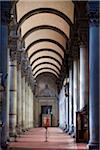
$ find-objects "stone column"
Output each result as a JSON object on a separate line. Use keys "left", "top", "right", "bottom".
{"left": 0, "top": 74, "right": 2, "bottom": 149}
{"left": 25, "top": 78, "right": 28, "bottom": 130}
{"left": 27, "top": 83, "right": 29, "bottom": 129}
{"left": 31, "top": 89, "right": 34, "bottom": 128}
{"left": 29, "top": 87, "right": 30, "bottom": 128}
{"left": 31, "top": 86, "right": 34, "bottom": 128}
{"left": 9, "top": 50, "right": 17, "bottom": 136}
{"left": 68, "top": 59, "right": 73, "bottom": 134}
{"left": 88, "top": 2, "right": 99, "bottom": 149}
{"left": 64, "top": 97, "right": 66, "bottom": 129}
{"left": 67, "top": 82, "right": 69, "bottom": 131}
{"left": 0, "top": 3, "right": 12, "bottom": 147}
{"left": 73, "top": 58, "right": 78, "bottom": 136}
{"left": 80, "top": 43, "right": 89, "bottom": 110}
{"left": 65, "top": 97, "right": 68, "bottom": 131}
{"left": 29, "top": 86, "right": 32, "bottom": 128}
{"left": 31, "top": 88, "right": 34, "bottom": 128}
{"left": 21, "top": 70, "right": 26, "bottom": 131}
{"left": 77, "top": 59, "right": 80, "bottom": 111}
{"left": 64, "top": 80, "right": 69, "bottom": 131}
{"left": 30, "top": 76, "right": 34, "bottom": 128}
{"left": 17, "top": 51, "right": 22, "bottom": 133}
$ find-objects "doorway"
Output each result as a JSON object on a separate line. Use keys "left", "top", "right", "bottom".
{"left": 40, "top": 105, "right": 53, "bottom": 127}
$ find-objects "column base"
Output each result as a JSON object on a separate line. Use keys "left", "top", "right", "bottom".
{"left": 71, "top": 132, "right": 76, "bottom": 138}
{"left": 68, "top": 124, "right": 74, "bottom": 135}
{"left": 71, "top": 126, "right": 76, "bottom": 138}
{"left": 88, "top": 143, "right": 99, "bottom": 150}
{"left": 1, "top": 142, "right": 8, "bottom": 150}
{"left": 22, "top": 128, "right": 26, "bottom": 133}
{"left": 1, "top": 138, "right": 10, "bottom": 150}
{"left": 9, "top": 131, "right": 17, "bottom": 138}
{"left": 64, "top": 124, "right": 69, "bottom": 133}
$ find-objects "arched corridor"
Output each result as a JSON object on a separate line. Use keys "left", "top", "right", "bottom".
{"left": 0, "top": 1, "right": 99, "bottom": 150}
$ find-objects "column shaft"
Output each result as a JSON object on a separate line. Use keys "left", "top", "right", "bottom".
{"left": 80, "top": 45, "right": 89, "bottom": 109}
{"left": 73, "top": 59, "right": 78, "bottom": 135}
{"left": 68, "top": 65, "right": 73, "bottom": 134}
{"left": 17, "top": 64, "right": 22, "bottom": 132}
{"left": 25, "top": 79, "right": 28, "bottom": 129}
{"left": 88, "top": 5, "right": 99, "bottom": 149}
{"left": 0, "top": 23, "right": 10, "bottom": 147}
{"left": 27, "top": 84, "right": 30, "bottom": 128}
{"left": 9, "top": 57, "right": 17, "bottom": 136}
{"left": 22, "top": 75, "right": 25, "bottom": 131}
{"left": 65, "top": 96, "right": 69, "bottom": 131}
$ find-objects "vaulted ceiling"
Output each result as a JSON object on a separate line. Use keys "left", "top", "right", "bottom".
{"left": 16, "top": 0, "right": 74, "bottom": 79}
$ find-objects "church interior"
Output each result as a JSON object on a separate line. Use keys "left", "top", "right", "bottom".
{"left": 0, "top": 0, "right": 99, "bottom": 150}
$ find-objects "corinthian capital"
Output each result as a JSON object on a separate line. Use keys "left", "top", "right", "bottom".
{"left": 87, "top": 1, "right": 99, "bottom": 26}
{"left": 10, "top": 50, "right": 17, "bottom": 61}
{"left": 17, "top": 51, "right": 22, "bottom": 65}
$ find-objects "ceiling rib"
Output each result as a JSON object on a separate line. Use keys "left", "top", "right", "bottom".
{"left": 31, "top": 58, "right": 61, "bottom": 71}
{"left": 34, "top": 70, "right": 58, "bottom": 79}
{"left": 33, "top": 67, "right": 59, "bottom": 78}
{"left": 16, "top": 2, "right": 74, "bottom": 79}
{"left": 33, "top": 64, "right": 60, "bottom": 76}
{"left": 30, "top": 56, "right": 62, "bottom": 67}
{"left": 29, "top": 48, "right": 63, "bottom": 61}
{"left": 26, "top": 39, "right": 65, "bottom": 53}
{"left": 22, "top": 25, "right": 68, "bottom": 41}
{"left": 17, "top": 7, "right": 72, "bottom": 30}
{"left": 32, "top": 62, "right": 60, "bottom": 73}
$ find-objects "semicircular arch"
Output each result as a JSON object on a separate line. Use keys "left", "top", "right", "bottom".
{"left": 17, "top": 7, "right": 72, "bottom": 30}
{"left": 34, "top": 71, "right": 58, "bottom": 79}
{"left": 32, "top": 62, "right": 60, "bottom": 74}
{"left": 26, "top": 39, "right": 65, "bottom": 53}
{"left": 22, "top": 25, "right": 68, "bottom": 43}
{"left": 33, "top": 67, "right": 59, "bottom": 78}
{"left": 30, "top": 56, "right": 62, "bottom": 67}
{"left": 30, "top": 51, "right": 62, "bottom": 66}
{"left": 31, "top": 57, "right": 61, "bottom": 71}
{"left": 29, "top": 48, "right": 63, "bottom": 61}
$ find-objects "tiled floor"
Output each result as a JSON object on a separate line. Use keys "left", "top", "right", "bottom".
{"left": 9, "top": 127, "right": 88, "bottom": 150}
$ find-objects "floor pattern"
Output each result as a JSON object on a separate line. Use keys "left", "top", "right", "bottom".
{"left": 9, "top": 127, "right": 88, "bottom": 150}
